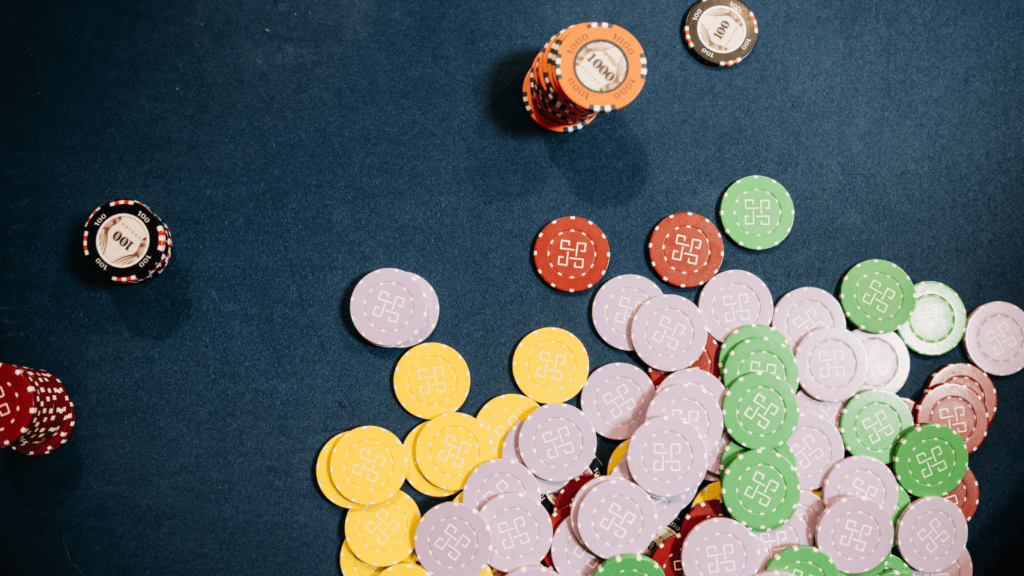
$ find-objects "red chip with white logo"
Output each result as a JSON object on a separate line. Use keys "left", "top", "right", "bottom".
{"left": 648, "top": 212, "right": 725, "bottom": 288}
{"left": 533, "top": 216, "right": 611, "bottom": 293}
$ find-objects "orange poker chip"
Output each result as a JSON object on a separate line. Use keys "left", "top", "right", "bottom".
{"left": 648, "top": 212, "right": 725, "bottom": 288}
{"left": 553, "top": 23, "right": 648, "bottom": 112}
{"left": 533, "top": 216, "right": 610, "bottom": 293}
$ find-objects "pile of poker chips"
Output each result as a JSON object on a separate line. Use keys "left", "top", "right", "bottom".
{"left": 523, "top": 23, "right": 647, "bottom": 133}
{"left": 1, "top": 363, "right": 76, "bottom": 456}
{"left": 318, "top": 174, "right": 1024, "bottom": 576}
{"left": 83, "top": 199, "right": 173, "bottom": 284}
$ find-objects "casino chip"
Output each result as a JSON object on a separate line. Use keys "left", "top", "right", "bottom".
{"left": 698, "top": 270, "right": 774, "bottom": 341}
{"left": 403, "top": 423, "right": 458, "bottom": 498}
{"left": 512, "top": 327, "right": 589, "bottom": 403}
{"left": 853, "top": 330, "right": 911, "bottom": 394}
{"left": 718, "top": 324, "right": 788, "bottom": 365}
{"left": 658, "top": 367, "right": 725, "bottom": 405}
{"left": 839, "top": 260, "right": 916, "bottom": 334}
{"left": 896, "top": 497, "right": 968, "bottom": 572}
{"left": 476, "top": 394, "right": 539, "bottom": 442}
{"left": 839, "top": 390, "right": 914, "bottom": 464}
{"left": 462, "top": 458, "right": 539, "bottom": 509}
{"left": 787, "top": 412, "right": 845, "bottom": 490}
{"left": 331, "top": 426, "right": 408, "bottom": 505}
{"left": 629, "top": 294, "right": 709, "bottom": 371}
{"left": 597, "top": 554, "right": 664, "bottom": 576}
{"left": 627, "top": 417, "right": 707, "bottom": 498}
{"left": 582, "top": 363, "right": 655, "bottom": 440}
{"left": 647, "top": 212, "right": 724, "bottom": 288}
{"left": 815, "top": 496, "right": 894, "bottom": 573}
{"left": 721, "top": 447, "right": 800, "bottom": 531}
{"left": 606, "top": 441, "right": 629, "bottom": 474}
{"left": 680, "top": 517, "right": 764, "bottom": 576}
{"left": 963, "top": 301, "right": 1024, "bottom": 376}
{"left": 944, "top": 468, "right": 980, "bottom": 523}
{"left": 796, "top": 390, "right": 843, "bottom": 427}
{"left": 773, "top": 287, "right": 846, "bottom": 350}
{"left": 0, "top": 364, "right": 39, "bottom": 448}
{"left": 550, "top": 521, "right": 600, "bottom": 576}
{"left": 718, "top": 176, "right": 794, "bottom": 250}
{"left": 379, "top": 565, "right": 428, "bottom": 576}
{"left": 720, "top": 336, "right": 798, "bottom": 390}
{"left": 893, "top": 485, "right": 911, "bottom": 527}
{"left": 4, "top": 365, "right": 77, "bottom": 455}
{"left": 393, "top": 343, "right": 470, "bottom": 419}
{"left": 576, "top": 477, "right": 659, "bottom": 557}
{"left": 339, "top": 541, "right": 378, "bottom": 576}
{"left": 350, "top": 269, "right": 435, "bottom": 348}
{"left": 892, "top": 424, "right": 968, "bottom": 497}
{"left": 533, "top": 216, "right": 611, "bottom": 292}
{"left": 822, "top": 455, "right": 901, "bottom": 516}
{"left": 592, "top": 275, "right": 663, "bottom": 350}
{"left": 928, "top": 363, "right": 997, "bottom": 425}
{"left": 479, "top": 492, "right": 553, "bottom": 571}
{"left": 518, "top": 403, "right": 596, "bottom": 482}
{"left": 509, "top": 567, "right": 557, "bottom": 576}
{"left": 683, "top": 0, "right": 758, "bottom": 67}
{"left": 896, "top": 281, "right": 967, "bottom": 356}
{"left": 345, "top": 491, "right": 420, "bottom": 566}
{"left": 415, "top": 412, "right": 497, "bottom": 490}
{"left": 721, "top": 374, "right": 799, "bottom": 449}
{"left": 915, "top": 384, "right": 988, "bottom": 453}
{"left": 765, "top": 545, "right": 840, "bottom": 576}
{"left": 316, "top": 434, "right": 360, "bottom": 508}
{"left": 644, "top": 380, "right": 724, "bottom": 456}
{"left": 82, "top": 199, "right": 173, "bottom": 283}
{"left": 415, "top": 503, "right": 493, "bottom": 576}
{"left": 795, "top": 327, "right": 868, "bottom": 402}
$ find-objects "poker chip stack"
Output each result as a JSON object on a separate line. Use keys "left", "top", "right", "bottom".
{"left": 83, "top": 199, "right": 173, "bottom": 284}
{"left": 524, "top": 23, "right": 647, "bottom": 133}
{"left": 1, "top": 363, "right": 76, "bottom": 456}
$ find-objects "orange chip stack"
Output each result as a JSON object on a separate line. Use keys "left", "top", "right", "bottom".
{"left": 523, "top": 23, "right": 647, "bottom": 133}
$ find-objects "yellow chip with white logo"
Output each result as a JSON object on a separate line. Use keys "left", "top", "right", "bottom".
{"left": 403, "top": 422, "right": 457, "bottom": 497}
{"left": 394, "top": 343, "right": 471, "bottom": 419}
{"left": 330, "top": 426, "right": 407, "bottom": 505}
{"left": 379, "top": 564, "right": 429, "bottom": 576}
{"left": 414, "top": 412, "right": 498, "bottom": 490}
{"left": 476, "top": 394, "right": 539, "bottom": 441}
{"left": 607, "top": 439, "right": 630, "bottom": 474}
{"left": 692, "top": 480, "right": 722, "bottom": 505}
{"left": 316, "top": 434, "right": 361, "bottom": 509}
{"left": 511, "top": 327, "right": 589, "bottom": 404}
{"left": 345, "top": 491, "right": 420, "bottom": 566}
{"left": 340, "top": 540, "right": 382, "bottom": 576}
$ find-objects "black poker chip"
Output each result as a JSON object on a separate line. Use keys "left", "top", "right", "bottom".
{"left": 683, "top": 0, "right": 758, "bottom": 67}
{"left": 82, "top": 200, "right": 171, "bottom": 283}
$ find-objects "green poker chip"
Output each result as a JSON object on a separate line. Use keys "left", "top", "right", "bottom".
{"left": 848, "top": 554, "right": 913, "bottom": 576}
{"left": 896, "top": 281, "right": 967, "bottom": 356}
{"left": 722, "top": 374, "right": 799, "bottom": 448}
{"left": 892, "top": 424, "right": 969, "bottom": 496}
{"left": 892, "top": 485, "right": 911, "bottom": 526}
{"left": 719, "top": 439, "right": 746, "bottom": 470}
{"left": 839, "top": 260, "right": 916, "bottom": 333}
{"left": 719, "top": 175, "right": 795, "bottom": 250}
{"left": 718, "top": 324, "right": 788, "bottom": 367}
{"left": 839, "top": 390, "right": 914, "bottom": 463}
{"left": 721, "top": 448, "right": 800, "bottom": 531}
{"left": 720, "top": 337, "right": 799, "bottom": 391}
{"left": 877, "top": 569, "right": 913, "bottom": 576}
{"left": 597, "top": 554, "right": 664, "bottom": 576}
{"left": 765, "top": 545, "right": 839, "bottom": 576}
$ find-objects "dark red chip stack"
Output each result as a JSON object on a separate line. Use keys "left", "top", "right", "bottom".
{"left": 0, "top": 363, "right": 76, "bottom": 455}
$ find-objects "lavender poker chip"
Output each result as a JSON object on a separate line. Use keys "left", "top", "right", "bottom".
{"left": 680, "top": 517, "right": 765, "bottom": 576}
{"left": 659, "top": 368, "right": 726, "bottom": 405}
{"left": 795, "top": 327, "right": 869, "bottom": 402}
{"left": 644, "top": 381, "right": 724, "bottom": 456}
{"left": 697, "top": 270, "right": 774, "bottom": 342}
{"left": 479, "top": 492, "right": 554, "bottom": 571}
{"left": 570, "top": 477, "right": 615, "bottom": 544}
{"left": 415, "top": 502, "right": 493, "bottom": 576}
{"left": 963, "top": 301, "right": 1024, "bottom": 376}
{"left": 576, "top": 478, "right": 659, "bottom": 557}
{"left": 853, "top": 330, "right": 911, "bottom": 394}
{"left": 772, "top": 287, "right": 846, "bottom": 350}
{"left": 708, "top": 433, "right": 730, "bottom": 474}
{"left": 796, "top": 391, "right": 843, "bottom": 426}
{"left": 627, "top": 417, "right": 707, "bottom": 498}
{"left": 609, "top": 453, "right": 634, "bottom": 482}
{"left": 501, "top": 421, "right": 523, "bottom": 460}
{"left": 909, "top": 548, "right": 973, "bottom": 576}
{"left": 518, "top": 403, "right": 597, "bottom": 482}
{"left": 550, "top": 521, "right": 601, "bottom": 576}
{"left": 592, "top": 275, "right": 664, "bottom": 351}
{"left": 754, "top": 501, "right": 812, "bottom": 565}
{"left": 629, "top": 295, "right": 709, "bottom": 371}
{"left": 582, "top": 363, "right": 656, "bottom": 440}
{"left": 822, "top": 455, "right": 900, "bottom": 516}
{"left": 403, "top": 272, "right": 440, "bottom": 347}
{"left": 786, "top": 413, "right": 845, "bottom": 490}
{"left": 796, "top": 491, "right": 825, "bottom": 543}
{"left": 897, "top": 497, "right": 969, "bottom": 572}
{"left": 816, "top": 496, "right": 894, "bottom": 573}
{"left": 349, "top": 268, "right": 430, "bottom": 347}
{"left": 507, "top": 567, "right": 559, "bottom": 576}
{"left": 462, "top": 459, "right": 539, "bottom": 509}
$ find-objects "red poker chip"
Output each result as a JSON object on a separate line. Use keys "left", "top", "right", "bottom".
{"left": 944, "top": 468, "right": 980, "bottom": 522}
{"left": 12, "top": 397, "right": 75, "bottom": 456}
{"left": 532, "top": 217, "right": 610, "bottom": 293}
{"left": 647, "top": 368, "right": 669, "bottom": 386}
{"left": 927, "top": 363, "right": 997, "bottom": 425}
{"left": 648, "top": 212, "right": 724, "bottom": 288}
{"left": 554, "top": 474, "right": 596, "bottom": 517}
{"left": 0, "top": 364, "right": 39, "bottom": 447}
{"left": 688, "top": 334, "right": 721, "bottom": 378}
{"left": 916, "top": 383, "right": 988, "bottom": 453}
{"left": 652, "top": 501, "right": 725, "bottom": 576}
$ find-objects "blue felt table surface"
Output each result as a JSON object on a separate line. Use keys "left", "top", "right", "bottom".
{"left": 2, "top": 0, "right": 1023, "bottom": 574}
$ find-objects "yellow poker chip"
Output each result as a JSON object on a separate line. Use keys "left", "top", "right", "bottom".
{"left": 330, "top": 426, "right": 407, "bottom": 505}
{"left": 340, "top": 541, "right": 382, "bottom": 576}
{"left": 476, "top": 394, "right": 539, "bottom": 441}
{"left": 398, "top": 552, "right": 418, "bottom": 564}
{"left": 812, "top": 489, "right": 823, "bottom": 498}
{"left": 453, "top": 492, "right": 464, "bottom": 503}
{"left": 511, "top": 327, "right": 589, "bottom": 404}
{"left": 607, "top": 439, "right": 630, "bottom": 474}
{"left": 393, "top": 343, "right": 471, "bottom": 419}
{"left": 316, "top": 434, "right": 361, "bottom": 509}
{"left": 414, "top": 412, "right": 498, "bottom": 491}
{"left": 379, "top": 564, "right": 430, "bottom": 576}
{"left": 692, "top": 481, "right": 723, "bottom": 505}
{"left": 403, "top": 422, "right": 458, "bottom": 497}
{"left": 345, "top": 491, "right": 421, "bottom": 567}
